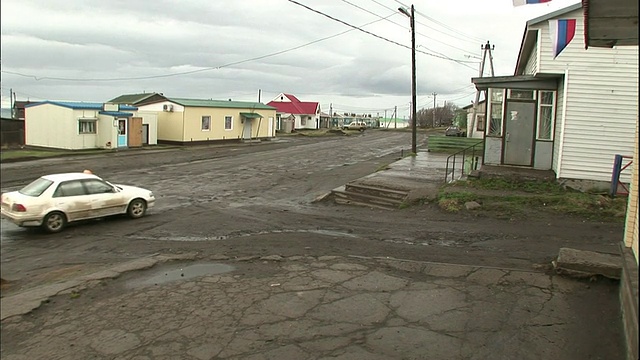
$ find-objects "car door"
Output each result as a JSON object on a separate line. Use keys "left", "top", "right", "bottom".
{"left": 82, "top": 179, "right": 126, "bottom": 217}
{"left": 52, "top": 180, "right": 92, "bottom": 221}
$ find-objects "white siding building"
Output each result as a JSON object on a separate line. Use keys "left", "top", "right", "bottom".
{"left": 25, "top": 101, "right": 158, "bottom": 150}
{"left": 472, "top": 3, "right": 638, "bottom": 186}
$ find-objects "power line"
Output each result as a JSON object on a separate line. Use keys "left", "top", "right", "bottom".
{"left": 393, "top": 0, "right": 487, "bottom": 44}
{"left": 441, "top": 90, "right": 477, "bottom": 102}
{"left": 341, "top": 0, "right": 480, "bottom": 62}
{"left": 288, "top": 0, "right": 477, "bottom": 71}
{"left": 0, "top": 13, "right": 393, "bottom": 83}
{"left": 366, "top": 0, "right": 479, "bottom": 55}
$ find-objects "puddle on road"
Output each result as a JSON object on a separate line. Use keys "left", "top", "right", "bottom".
{"left": 126, "top": 263, "right": 235, "bottom": 288}
{"left": 128, "top": 229, "right": 360, "bottom": 242}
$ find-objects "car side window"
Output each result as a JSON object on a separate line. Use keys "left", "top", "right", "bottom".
{"left": 53, "top": 180, "right": 87, "bottom": 198}
{"left": 83, "top": 179, "right": 114, "bottom": 195}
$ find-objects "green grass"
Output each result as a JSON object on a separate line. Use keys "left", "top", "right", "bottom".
{"left": 451, "top": 177, "right": 567, "bottom": 194}
{"left": 435, "top": 178, "right": 628, "bottom": 221}
{"left": 0, "top": 148, "right": 108, "bottom": 161}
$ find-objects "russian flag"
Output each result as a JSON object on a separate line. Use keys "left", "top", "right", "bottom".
{"left": 549, "top": 19, "right": 576, "bottom": 58}
{"left": 513, "top": 0, "right": 552, "bottom": 6}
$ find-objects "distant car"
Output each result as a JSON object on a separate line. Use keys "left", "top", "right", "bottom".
{"left": 343, "top": 121, "right": 367, "bottom": 131}
{"left": 1, "top": 172, "right": 155, "bottom": 233}
{"left": 445, "top": 126, "right": 465, "bottom": 137}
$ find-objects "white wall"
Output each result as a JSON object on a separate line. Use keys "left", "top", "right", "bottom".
{"left": 137, "top": 101, "right": 185, "bottom": 112}
{"left": 137, "top": 111, "right": 158, "bottom": 145}
{"left": 528, "top": 10, "right": 638, "bottom": 182}
{"left": 294, "top": 114, "right": 318, "bottom": 130}
{"left": 25, "top": 104, "right": 103, "bottom": 150}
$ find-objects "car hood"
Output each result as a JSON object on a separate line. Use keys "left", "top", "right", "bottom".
{"left": 114, "top": 184, "right": 152, "bottom": 195}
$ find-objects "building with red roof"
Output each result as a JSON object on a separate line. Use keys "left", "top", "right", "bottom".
{"left": 267, "top": 93, "right": 320, "bottom": 131}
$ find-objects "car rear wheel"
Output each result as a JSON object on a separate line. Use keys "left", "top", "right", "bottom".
{"left": 42, "top": 211, "right": 67, "bottom": 233}
{"left": 127, "top": 198, "right": 147, "bottom": 219}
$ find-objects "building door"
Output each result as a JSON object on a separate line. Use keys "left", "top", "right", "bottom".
{"left": 117, "top": 118, "right": 128, "bottom": 148}
{"left": 503, "top": 102, "right": 536, "bottom": 166}
{"left": 142, "top": 124, "right": 149, "bottom": 145}
{"left": 128, "top": 117, "right": 143, "bottom": 147}
{"left": 242, "top": 119, "right": 252, "bottom": 140}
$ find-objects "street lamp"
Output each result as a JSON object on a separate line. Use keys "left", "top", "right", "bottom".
{"left": 399, "top": 5, "right": 417, "bottom": 154}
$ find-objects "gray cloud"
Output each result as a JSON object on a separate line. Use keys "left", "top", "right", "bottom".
{"left": 1, "top": 0, "right": 581, "bottom": 116}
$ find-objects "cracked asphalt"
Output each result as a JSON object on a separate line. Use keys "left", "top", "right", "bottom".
{"left": 0, "top": 131, "right": 626, "bottom": 359}
{"left": 1, "top": 255, "right": 623, "bottom": 359}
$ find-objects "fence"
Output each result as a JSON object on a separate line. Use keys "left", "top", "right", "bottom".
{"left": 610, "top": 154, "right": 633, "bottom": 197}
{"left": 0, "top": 129, "right": 25, "bottom": 148}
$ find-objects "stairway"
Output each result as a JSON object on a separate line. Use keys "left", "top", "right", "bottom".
{"left": 331, "top": 182, "right": 409, "bottom": 210}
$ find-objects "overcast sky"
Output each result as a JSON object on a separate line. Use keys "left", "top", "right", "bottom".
{"left": 1, "top": 0, "right": 579, "bottom": 118}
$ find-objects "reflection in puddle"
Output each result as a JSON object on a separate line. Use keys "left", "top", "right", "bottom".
{"left": 127, "top": 263, "right": 234, "bottom": 287}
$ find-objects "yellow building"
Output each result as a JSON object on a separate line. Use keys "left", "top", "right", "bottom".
{"left": 133, "top": 97, "right": 277, "bottom": 145}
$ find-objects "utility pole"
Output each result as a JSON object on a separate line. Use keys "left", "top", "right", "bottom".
{"left": 394, "top": 105, "right": 397, "bottom": 128}
{"left": 258, "top": 89, "right": 261, "bottom": 103}
{"left": 399, "top": 5, "right": 417, "bottom": 154}
{"left": 10, "top": 88, "right": 14, "bottom": 119}
{"left": 432, "top": 92, "right": 437, "bottom": 128}
{"left": 329, "top": 103, "right": 333, "bottom": 129}
{"left": 469, "top": 41, "right": 495, "bottom": 138}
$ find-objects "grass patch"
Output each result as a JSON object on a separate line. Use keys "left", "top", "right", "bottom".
{"left": 459, "top": 177, "right": 566, "bottom": 194}
{"left": 437, "top": 178, "right": 628, "bottom": 221}
{"left": 0, "top": 148, "right": 108, "bottom": 161}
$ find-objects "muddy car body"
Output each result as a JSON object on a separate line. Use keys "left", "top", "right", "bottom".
{"left": 1, "top": 172, "right": 155, "bottom": 233}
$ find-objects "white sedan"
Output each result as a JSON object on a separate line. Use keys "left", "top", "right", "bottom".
{"left": 1, "top": 172, "right": 155, "bottom": 233}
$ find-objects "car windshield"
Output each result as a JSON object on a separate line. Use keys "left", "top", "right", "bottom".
{"left": 18, "top": 177, "right": 54, "bottom": 197}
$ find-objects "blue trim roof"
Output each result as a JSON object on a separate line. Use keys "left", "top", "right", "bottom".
{"left": 25, "top": 101, "right": 137, "bottom": 111}
{"left": 99, "top": 111, "right": 134, "bottom": 117}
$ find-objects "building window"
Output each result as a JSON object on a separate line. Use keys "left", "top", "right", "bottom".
{"left": 79, "top": 119, "right": 97, "bottom": 134}
{"left": 301, "top": 117, "right": 306, "bottom": 126}
{"left": 201, "top": 116, "right": 211, "bottom": 131}
{"left": 488, "top": 89, "right": 503, "bottom": 136}
{"left": 224, "top": 116, "right": 233, "bottom": 130}
{"left": 508, "top": 89, "right": 536, "bottom": 100}
{"left": 476, "top": 114, "right": 486, "bottom": 132}
{"left": 537, "top": 91, "right": 555, "bottom": 140}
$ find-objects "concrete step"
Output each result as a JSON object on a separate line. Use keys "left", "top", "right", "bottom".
{"left": 344, "top": 183, "right": 409, "bottom": 201}
{"left": 331, "top": 188, "right": 405, "bottom": 210}
{"left": 334, "top": 197, "right": 398, "bottom": 211}
{"left": 552, "top": 247, "right": 622, "bottom": 279}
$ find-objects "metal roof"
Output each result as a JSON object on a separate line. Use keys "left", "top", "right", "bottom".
{"left": 167, "top": 98, "right": 276, "bottom": 110}
{"left": 108, "top": 93, "right": 161, "bottom": 104}
{"left": 472, "top": 74, "right": 562, "bottom": 91}
{"left": 239, "top": 112, "right": 263, "bottom": 119}
{"left": 25, "top": 101, "right": 137, "bottom": 111}
{"left": 99, "top": 111, "right": 134, "bottom": 117}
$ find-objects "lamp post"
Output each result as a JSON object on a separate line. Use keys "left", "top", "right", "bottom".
{"left": 399, "top": 5, "right": 417, "bottom": 154}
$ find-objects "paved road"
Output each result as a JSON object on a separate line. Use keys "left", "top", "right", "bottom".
{"left": 0, "top": 131, "right": 626, "bottom": 359}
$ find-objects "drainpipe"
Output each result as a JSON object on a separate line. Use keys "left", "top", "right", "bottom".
{"left": 556, "top": 68, "right": 570, "bottom": 179}
{"left": 256, "top": 117, "right": 262, "bottom": 139}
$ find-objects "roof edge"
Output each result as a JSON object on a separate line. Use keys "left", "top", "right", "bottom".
{"left": 527, "top": 2, "right": 583, "bottom": 26}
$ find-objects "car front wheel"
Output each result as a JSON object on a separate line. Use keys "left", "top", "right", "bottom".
{"left": 42, "top": 211, "right": 67, "bottom": 233}
{"left": 127, "top": 199, "right": 147, "bottom": 219}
